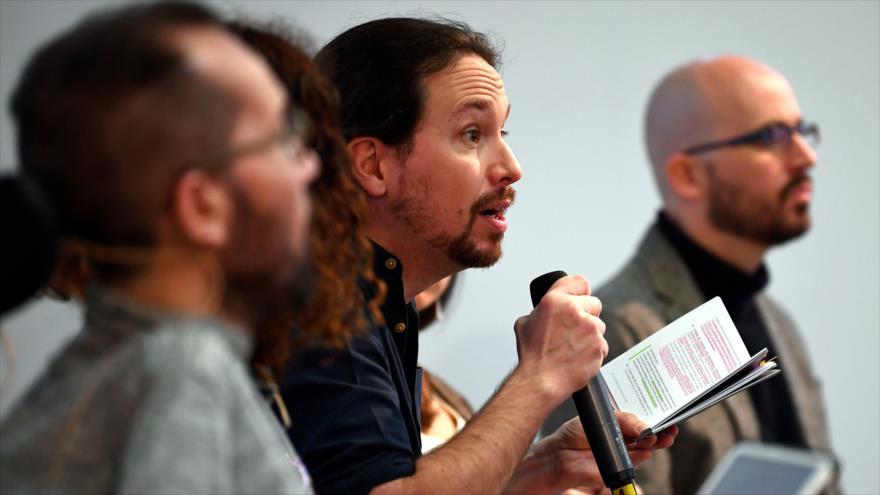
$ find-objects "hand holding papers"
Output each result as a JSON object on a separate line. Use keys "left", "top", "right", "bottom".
{"left": 600, "top": 297, "right": 781, "bottom": 440}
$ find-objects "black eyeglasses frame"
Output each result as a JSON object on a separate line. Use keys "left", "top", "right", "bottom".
{"left": 184, "top": 107, "right": 313, "bottom": 173}
{"left": 683, "top": 121, "right": 819, "bottom": 156}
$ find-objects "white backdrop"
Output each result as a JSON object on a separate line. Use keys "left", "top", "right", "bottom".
{"left": 1, "top": 1, "right": 877, "bottom": 493}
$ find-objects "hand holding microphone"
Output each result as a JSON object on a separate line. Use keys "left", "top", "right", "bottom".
{"left": 512, "top": 273, "right": 608, "bottom": 401}
{"left": 529, "top": 271, "right": 637, "bottom": 495}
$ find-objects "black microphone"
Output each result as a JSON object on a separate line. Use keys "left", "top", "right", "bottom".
{"left": 530, "top": 271, "right": 637, "bottom": 495}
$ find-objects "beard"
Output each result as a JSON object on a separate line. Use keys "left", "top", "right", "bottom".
{"left": 705, "top": 163, "right": 812, "bottom": 246}
{"left": 220, "top": 183, "right": 313, "bottom": 322}
{"left": 390, "top": 173, "right": 515, "bottom": 269}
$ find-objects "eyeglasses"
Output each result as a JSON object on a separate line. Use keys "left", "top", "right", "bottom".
{"left": 683, "top": 121, "right": 820, "bottom": 155}
{"left": 166, "top": 109, "right": 314, "bottom": 210}
{"left": 188, "top": 108, "right": 313, "bottom": 171}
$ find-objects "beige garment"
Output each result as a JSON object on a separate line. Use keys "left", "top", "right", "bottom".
{"left": 419, "top": 369, "right": 474, "bottom": 453}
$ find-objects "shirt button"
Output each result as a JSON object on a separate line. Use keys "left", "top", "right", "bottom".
{"left": 393, "top": 322, "right": 407, "bottom": 333}
{"left": 385, "top": 258, "right": 398, "bottom": 270}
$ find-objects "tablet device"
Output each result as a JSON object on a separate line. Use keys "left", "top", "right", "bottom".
{"left": 696, "top": 442, "right": 836, "bottom": 495}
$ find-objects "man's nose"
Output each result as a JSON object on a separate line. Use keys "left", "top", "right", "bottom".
{"left": 488, "top": 140, "right": 523, "bottom": 187}
{"left": 787, "top": 132, "right": 817, "bottom": 172}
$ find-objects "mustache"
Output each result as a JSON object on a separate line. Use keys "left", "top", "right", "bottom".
{"left": 780, "top": 174, "right": 812, "bottom": 201}
{"left": 471, "top": 187, "right": 517, "bottom": 215}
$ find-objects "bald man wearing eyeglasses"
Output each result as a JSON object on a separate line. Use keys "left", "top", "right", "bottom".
{"left": 542, "top": 55, "right": 837, "bottom": 495}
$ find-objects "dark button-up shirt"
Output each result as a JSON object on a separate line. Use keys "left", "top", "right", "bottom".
{"left": 280, "top": 242, "right": 422, "bottom": 495}
{"left": 657, "top": 212, "right": 806, "bottom": 447}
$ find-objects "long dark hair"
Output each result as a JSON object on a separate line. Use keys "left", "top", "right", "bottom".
{"left": 227, "top": 20, "right": 385, "bottom": 372}
{"left": 315, "top": 17, "right": 500, "bottom": 147}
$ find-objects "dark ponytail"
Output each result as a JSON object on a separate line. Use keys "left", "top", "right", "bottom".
{"left": 314, "top": 17, "right": 500, "bottom": 146}
{"left": 0, "top": 174, "right": 59, "bottom": 315}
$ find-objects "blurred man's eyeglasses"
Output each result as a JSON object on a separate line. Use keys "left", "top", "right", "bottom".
{"left": 189, "top": 108, "right": 312, "bottom": 171}
{"left": 683, "top": 121, "right": 820, "bottom": 155}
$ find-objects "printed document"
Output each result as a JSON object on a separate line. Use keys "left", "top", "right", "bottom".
{"left": 601, "top": 297, "right": 781, "bottom": 438}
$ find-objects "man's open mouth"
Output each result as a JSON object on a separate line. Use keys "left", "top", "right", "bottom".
{"left": 479, "top": 206, "right": 507, "bottom": 220}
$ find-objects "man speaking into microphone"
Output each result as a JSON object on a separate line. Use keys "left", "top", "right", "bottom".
{"left": 277, "top": 17, "right": 677, "bottom": 495}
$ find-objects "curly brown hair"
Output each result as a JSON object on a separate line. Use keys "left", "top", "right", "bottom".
{"left": 227, "top": 20, "right": 385, "bottom": 373}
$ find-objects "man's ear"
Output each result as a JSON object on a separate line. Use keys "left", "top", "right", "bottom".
{"left": 169, "top": 170, "right": 232, "bottom": 248}
{"left": 665, "top": 152, "right": 707, "bottom": 201}
{"left": 348, "top": 136, "right": 392, "bottom": 197}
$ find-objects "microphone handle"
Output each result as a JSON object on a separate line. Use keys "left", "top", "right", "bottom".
{"left": 528, "top": 270, "right": 636, "bottom": 493}
{"left": 571, "top": 377, "right": 636, "bottom": 492}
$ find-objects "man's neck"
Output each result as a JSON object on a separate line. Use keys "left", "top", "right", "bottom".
{"left": 365, "top": 226, "right": 459, "bottom": 302}
{"left": 665, "top": 209, "right": 768, "bottom": 274}
{"left": 108, "top": 251, "right": 248, "bottom": 331}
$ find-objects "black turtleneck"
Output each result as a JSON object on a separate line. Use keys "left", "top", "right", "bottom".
{"left": 657, "top": 211, "right": 806, "bottom": 447}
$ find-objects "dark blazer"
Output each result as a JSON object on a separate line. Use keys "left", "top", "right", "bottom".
{"left": 542, "top": 224, "right": 835, "bottom": 494}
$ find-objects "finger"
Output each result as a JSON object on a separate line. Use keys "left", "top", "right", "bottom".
{"left": 614, "top": 410, "right": 650, "bottom": 438}
{"left": 563, "top": 485, "right": 604, "bottom": 495}
{"left": 600, "top": 334, "right": 609, "bottom": 363}
{"left": 558, "top": 417, "right": 589, "bottom": 449}
{"left": 559, "top": 454, "right": 603, "bottom": 491}
{"left": 653, "top": 434, "right": 674, "bottom": 450}
{"left": 574, "top": 294, "right": 603, "bottom": 317}
{"left": 589, "top": 314, "right": 606, "bottom": 337}
{"left": 573, "top": 313, "right": 606, "bottom": 340}
{"left": 575, "top": 321, "right": 608, "bottom": 367}
{"left": 633, "top": 435, "right": 658, "bottom": 450}
{"left": 629, "top": 450, "right": 652, "bottom": 466}
{"left": 550, "top": 274, "right": 592, "bottom": 296}
{"left": 631, "top": 425, "right": 678, "bottom": 450}
{"left": 562, "top": 416, "right": 585, "bottom": 435}
{"left": 655, "top": 426, "right": 679, "bottom": 449}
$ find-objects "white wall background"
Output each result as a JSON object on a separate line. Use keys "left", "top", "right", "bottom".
{"left": 1, "top": 1, "right": 877, "bottom": 493}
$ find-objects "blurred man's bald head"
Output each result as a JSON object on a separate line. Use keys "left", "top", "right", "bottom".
{"left": 642, "top": 55, "right": 816, "bottom": 270}
{"left": 645, "top": 55, "right": 798, "bottom": 201}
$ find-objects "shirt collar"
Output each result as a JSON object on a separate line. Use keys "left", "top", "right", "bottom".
{"left": 371, "top": 241, "right": 403, "bottom": 289}
{"left": 368, "top": 240, "right": 419, "bottom": 336}
{"left": 656, "top": 211, "right": 769, "bottom": 311}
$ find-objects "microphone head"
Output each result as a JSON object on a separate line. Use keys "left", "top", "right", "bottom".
{"left": 529, "top": 270, "right": 567, "bottom": 308}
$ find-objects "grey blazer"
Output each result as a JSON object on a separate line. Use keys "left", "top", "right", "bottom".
{"left": 541, "top": 225, "right": 835, "bottom": 495}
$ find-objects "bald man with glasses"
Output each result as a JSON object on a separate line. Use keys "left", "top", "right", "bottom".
{"left": 542, "top": 55, "right": 837, "bottom": 495}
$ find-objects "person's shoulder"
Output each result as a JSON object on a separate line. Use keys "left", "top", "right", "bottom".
{"left": 595, "top": 256, "right": 653, "bottom": 305}
{"left": 593, "top": 255, "right": 672, "bottom": 361}
{"left": 595, "top": 253, "right": 665, "bottom": 320}
{"left": 755, "top": 293, "right": 812, "bottom": 359}
{"left": 140, "top": 321, "right": 247, "bottom": 388}
{"left": 288, "top": 311, "right": 391, "bottom": 371}
{"left": 1, "top": 324, "right": 149, "bottom": 420}
{"left": 755, "top": 293, "right": 797, "bottom": 328}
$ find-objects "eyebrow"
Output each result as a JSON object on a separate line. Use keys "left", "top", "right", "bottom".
{"left": 452, "top": 99, "right": 512, "bottom": 122}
